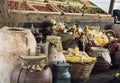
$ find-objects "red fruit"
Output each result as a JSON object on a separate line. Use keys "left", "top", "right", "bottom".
{"left": 81, "top": 32, "right": 85, "bottom": 36}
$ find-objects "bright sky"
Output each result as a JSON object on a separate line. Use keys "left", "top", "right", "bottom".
{"left": 90, "top": 0, "right": 120, "bottom": 12}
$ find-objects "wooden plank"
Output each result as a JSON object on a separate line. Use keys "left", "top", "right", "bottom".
{"left": 0, "top": 13, "right": 114, "bottom": 28}
{"left": 27, "top": 0, "right": 45, "bottom": 4}
{"left": 8, "top": 9, "right": 60, "bottom": 14}
{"left": 8, "top": 2, "right": 61, "bottom": 14}
{"left": 48, "top": 0, "right": 68, "bottom": 4}
{"left": 5, "top": 12, "right": 113, "bottom": 23}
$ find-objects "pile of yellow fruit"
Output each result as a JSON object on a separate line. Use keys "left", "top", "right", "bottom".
{"left": 85, "top": 26, "right": 108, "bottom": 46}
{"left": 65, "top": 47, "right": 96, "bottom": 63}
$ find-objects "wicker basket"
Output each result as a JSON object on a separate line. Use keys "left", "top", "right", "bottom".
{"left": 68, "top": 62, "right": 95, "bottom": 80}
{"left": 57, "top": 33, "right": 78, "bottom": 50}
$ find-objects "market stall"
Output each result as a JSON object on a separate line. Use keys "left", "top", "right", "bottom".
{"left": 0, "top": 0, "right": 120, "bottom": 83}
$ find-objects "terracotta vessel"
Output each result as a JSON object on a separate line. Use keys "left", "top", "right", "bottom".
{"left": 0, "top": 26, "right": 36, "bottom": 83}
{"left": 11, "top": 65, "right": 52, "bottom": 83}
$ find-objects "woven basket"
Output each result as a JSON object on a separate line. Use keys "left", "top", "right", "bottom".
{"left": 69, "top": 62, "right": 95, "bottom": 80}
{"left": 57, "top": 33, "right": 78, "bottom": 50}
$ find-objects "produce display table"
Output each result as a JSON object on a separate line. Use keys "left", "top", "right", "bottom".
{"left": 0, "top": 0, "right": 114, "bottom": 25}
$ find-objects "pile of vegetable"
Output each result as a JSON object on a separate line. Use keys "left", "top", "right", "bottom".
{"left": 85, "top": 26, "right": 109, "bottom": 46}
{"left": 57, "top": 4, "right": 81, "bottom": 13}
{"left": 65, "top": 47, "right": 96, "bottom": 63}
{"left": 51, "top": 20, "right": 110, "bottom": 47}
{"left": 51, "top": 20, "right": 83, "bottom": 37}
{"left": 8, "top": 1, "right": 106, "bottom": 14}
{"left": 90, "top": 7, "right": 106, "bottom": 14}
{"left": 67, "top": 0, "right": 79, "bottom": 3}
{"left": 57, "top": 4, "right": 106, "bottom": 14}
{"left": 8, "top": 1, "right": 33, "bottom": 11}
{"left": 8, "top": 1, "right": 19, "bottom": 10}
{"left": 80, "top": 5, "right": 106, "bottom": 14}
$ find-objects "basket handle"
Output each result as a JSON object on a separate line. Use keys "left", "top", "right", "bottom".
{"left": 104, "top": 30, "right": 116, "bottom": 38}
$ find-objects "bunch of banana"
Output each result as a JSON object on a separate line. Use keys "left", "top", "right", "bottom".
{"left": 66, "top": 47, "right": 96, "bottom": 63}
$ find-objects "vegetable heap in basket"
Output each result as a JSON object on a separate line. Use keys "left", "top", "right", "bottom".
{"left": 65, "top": 47, "right": 96, "bottom": 63}
{"left": 85, "top": 26, "right": 108, "bottom": 46}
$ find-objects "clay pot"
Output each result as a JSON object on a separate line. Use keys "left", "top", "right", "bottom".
{"left": 92, "top": 56, "right": 111, "bottom": 73}
{"left": 105, "top": 41, "right": 120, "bottom": 68}
{"left": 0, "top": 27, "right": 36, "bottom": 83}
{"left": 88, "top": 47, "right": 111, "bottom": 64}
{"left": 88, "top": 47, "right": 111, "bottom": 73}
{"left": 11, "top": 65, "right": 52, "bottom": 83}
{"left": 111, "top": 45, "right": 120, "bottom": 68}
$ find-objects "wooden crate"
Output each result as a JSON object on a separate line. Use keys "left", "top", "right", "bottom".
{"left": 8, "top": 0, "right": 60, "bottom": 14}
{"left": 8, "top": 0, "right": 34, "bottom": 11}
{"left": 53, "top": 3, "right": 108, "bottom": 16}
{"left": 0, "top": 0, "right": 114, "bottom": 26}
{"left": 53, "top": 3, "right": 83, "bottom": 15}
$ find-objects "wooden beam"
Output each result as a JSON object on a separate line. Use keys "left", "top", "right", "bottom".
{"left": 109, "top": 0, "right": 115, "bottom": 14}
{"left": 0, "top": 0, "right": 8, "bottom": 26}
{"left": 0, "top": 0, "right": 8, "bottom": 14}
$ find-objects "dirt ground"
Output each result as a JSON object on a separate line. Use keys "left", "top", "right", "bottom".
{"left": 71, "top": 67, "right": 119, "bottom": 83}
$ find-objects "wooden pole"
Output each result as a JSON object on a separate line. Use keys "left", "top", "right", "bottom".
{"left": 109, "top": 0, "right": 115, "bottom": 14}
{"left": 0, "top": 0, "right": 22, "bottom": 27}
{"left": 0, "top": 0, "right": 8, "bottom": 14}
{"left": 0, "top": 0, "right": 8, "bottom": 26}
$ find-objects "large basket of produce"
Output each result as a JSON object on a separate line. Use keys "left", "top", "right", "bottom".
{"left": 69, "top": 61, "right": 95, "bottom": 80}
{"left": 65, "top": 47, "right": 96, "bottom": 80}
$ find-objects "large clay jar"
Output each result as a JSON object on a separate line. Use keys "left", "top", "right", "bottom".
{"left": 92, "top": 56, "right": 111, "bottom": 73}
{"left": 0, "top": 27, "right": 36, "bottom": 83}
{"left": 88, "top": 47, "right": 111, "bottom": 73}
{"left": 11, "top": 65, "right": 52, "bottom": 83}
{"left": 111, "top": 43, "right": 120, "bottom": 68}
